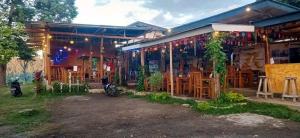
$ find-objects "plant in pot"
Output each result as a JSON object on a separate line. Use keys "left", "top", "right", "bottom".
{"left": 149, "top": 71, "right": 163, "bottom": 91}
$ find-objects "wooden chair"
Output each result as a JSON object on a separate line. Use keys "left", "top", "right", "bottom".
{"left": 226, "top": 66, "right": 239, "bottom": 88}
{"left": 188, "top": 72, "right": 198, "bottom": 96}
{"left": 166, "top": 74, "right": 176, "bottom": 94}
{"left": 194, "top": 72, "right": 212, "bottom": 99}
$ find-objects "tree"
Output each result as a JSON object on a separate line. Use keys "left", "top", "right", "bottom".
{"left": 18, "top": 43, "right": 36, "bottom": 82}
{"left": 205, "top": 32, "right": 227, "bottom": 98}
{"left": 0, "top": 0, "right": 78, "bottom": 85}
{"left": 0, "top": 21, "right": 26, "bottom": 85}
{"left": 276, "top": 0, "right": 300, "bottom": 8}
{"left": 34, "top": 0, "right": 78, "bottom": 23}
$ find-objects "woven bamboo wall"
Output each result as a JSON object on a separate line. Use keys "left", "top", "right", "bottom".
{"left": 265, "top": 64, "right": 300, "bottom": 94}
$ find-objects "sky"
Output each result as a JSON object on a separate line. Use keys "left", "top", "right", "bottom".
{"left": 74, "top": 0, "right": 256, "bottom": 28}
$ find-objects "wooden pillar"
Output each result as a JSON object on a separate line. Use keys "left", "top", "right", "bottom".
{"left": 45, "top": 32, "right": 51, "bottom": 85}
{"left": 169, "top": 42, "right": 174, "bottom": 96}
{"left": 100, "top": 37, "right": 104, "bottom": 78}
{"left": 141, "top": 48, "right": 145, "bottom": 67}
{"left": 118, "top": 56, "right": 122, "bottom": 85}
{"left": 193, "top": 37, "right": 197, "bottom": 56}
{"left": 264, "top": 35, "right": 271, "bottom": 64}
{"left": 89, "top": 44, "right": 93, "bottom": 80}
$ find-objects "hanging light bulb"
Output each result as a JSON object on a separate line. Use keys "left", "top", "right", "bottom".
{"left": 70, "top": 40, "right": 74, "bottom": 44}
{"left": 64, "top": 46, "right": 68, "bottom": 49}
{"left": 48, "top": 35, "right": 52, "bottom": 39}
{"left": 85, "top": 37, "right": 89, "bottom": 42}
{"left": 68, "top": 48, "right": 72, "bottom": 52}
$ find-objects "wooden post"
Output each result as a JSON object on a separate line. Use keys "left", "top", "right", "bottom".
{"left": 89, "top": 44, "right": 93, "bottom": 80}
{"left": 169, "top": 42, "right": 174, "bottom": 96}
{"left": 69, "top": 71, "right": 72, "bottom": 93}
{"left": 264, "top": 35, "right": 271, "bottom": 64}
{"left": 193, "top": 37, "right": 197, "bottom": 56}
{"left": 118, "top": 57, "right": 122, "bottom": 85}
{"left": 141, "top": 48, "right": 145, "bottom": 68}
{"left": 45, "top": 32, "right": 52, "bottom": 85}
{"left": 100, "top": 37, "right": 104, "bottom": 79}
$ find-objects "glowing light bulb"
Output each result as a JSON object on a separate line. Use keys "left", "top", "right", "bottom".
{"left": 70, "top": 40, "right": 74, "bottom": 44}
{"left": 246, "top": 7, "right": 251, "bottom": 12}
{"left": 85, "top": 37, "right": 89, "bottom": 42}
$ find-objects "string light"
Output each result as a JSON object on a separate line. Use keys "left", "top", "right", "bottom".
{"left": 246, "top": 7, "right": 251, "bottom": 12}
{"left": 85, "top": 37, "right": 89, "bottom": 42}
{"left": 70, "top": 40, "right": 74, "bottom": 44}
{"left": 64, "top": 46, "right": 68, "bottom": 49}
{"left": 68, "top": 48, "right": 72, "bottom": 52}
{"left": 48, "top": 35, "right": 52, "bottom": 39}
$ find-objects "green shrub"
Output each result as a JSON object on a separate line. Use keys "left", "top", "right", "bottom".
{"left": 52, "top": 81, "right": 61, "bottom": 93}
{"left": 217, "top": 92, "right": 245, "bottom": 104}
{"left": 149, "top": 92, "right": 171, "bottom": 102}
{"left": 136, "top": 66, "right": 145, "bottom": 91}
{"left": 62, "top": 84, "right": 69, "bottom": 93}
{"left": 149, "top": 71, "right": 163, "bottom": 91}
{"left": 196, "top": 102, "right": 211, "bottom": 111}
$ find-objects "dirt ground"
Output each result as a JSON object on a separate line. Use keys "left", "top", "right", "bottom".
{"left": 34, "top": 94, "right": 300, "bottom": 138}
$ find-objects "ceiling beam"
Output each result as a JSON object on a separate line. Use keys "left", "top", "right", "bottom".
{"left": 48, "top": 31, "right": 143, "bottom": 40}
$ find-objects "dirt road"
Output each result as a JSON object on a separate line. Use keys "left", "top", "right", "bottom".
{"left": 36, "top": 94, "right": 300, "bottom": 137}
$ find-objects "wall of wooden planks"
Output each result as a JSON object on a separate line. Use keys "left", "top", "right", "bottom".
{"left": 265, "top": 64, "right": 300, "bottom": 94}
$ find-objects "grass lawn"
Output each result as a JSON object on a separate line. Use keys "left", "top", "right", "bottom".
{"left": 129, "top": 92, "right": 300, "bottom": 122}
{"left": 0, "top": 84, "right": 86, "bottom": 133}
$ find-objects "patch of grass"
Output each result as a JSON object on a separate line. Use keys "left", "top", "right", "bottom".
{"left": 194, "top": 93, "right": 300, "bottom": 122}
{"left": 128, "top": 92, "right": 300, "bottom": 122}
{"left": 0, "top": 84, "right": 87, "bottom": 133}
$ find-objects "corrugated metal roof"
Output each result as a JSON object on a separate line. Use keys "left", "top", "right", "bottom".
{"left": 171, "top": 0, "right": 299, "bottom": 34}
{"left": 254, "top": 11, "right": 300, "bottom": 27}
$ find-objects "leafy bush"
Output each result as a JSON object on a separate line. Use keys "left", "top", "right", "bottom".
{"left": 51, "top": 82, "right": 89, "bottom": 94}
{"left": 196, "top": 102, "right": 211, "bottom": 111}
{"left": 149, "top": 92, "right": 170, "bottom": 102}
{"left": 62, "top": 84, "right": 70, "bottom": 93}
{"left": 149, "top": 71, "right": 163, "bottom": 91}
{"left": 52, "top": 81, "right": 61, "bottom": 93}
{"left": 136, "top": 66, "right": 145, "bottom": 91}
{"left": 217, "top": 92, "right": 245, "bottom": 104}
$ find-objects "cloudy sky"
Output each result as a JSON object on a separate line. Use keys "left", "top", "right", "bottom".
{"left": 74, "top": 0, "right": 256, "bottom": 28}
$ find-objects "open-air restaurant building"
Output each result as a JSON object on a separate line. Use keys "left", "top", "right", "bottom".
{"left": 27, "top": 0, "right": 300, "bottom": 100}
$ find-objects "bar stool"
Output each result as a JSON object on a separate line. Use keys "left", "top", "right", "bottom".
{"left": 282, "top": 77, "right": 299, "bottom": 102}
{"left": 256, "top": 76, "right": 273, "bottom": 99}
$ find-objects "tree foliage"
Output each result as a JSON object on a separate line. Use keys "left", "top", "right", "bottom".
{"left": 34, "top": 0, "right": 78, "bottom": 23}
{"left": 136, "top": 66, "right": 145, "bottom": 91}
{"left": 0, "top": 21, "right": 26, "bottom": 64}
{"left": 0, "top": 0, "right": 78, "bottom": 24}
{"left": 204, "top": 33, "right": 227, "bottom": 84}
